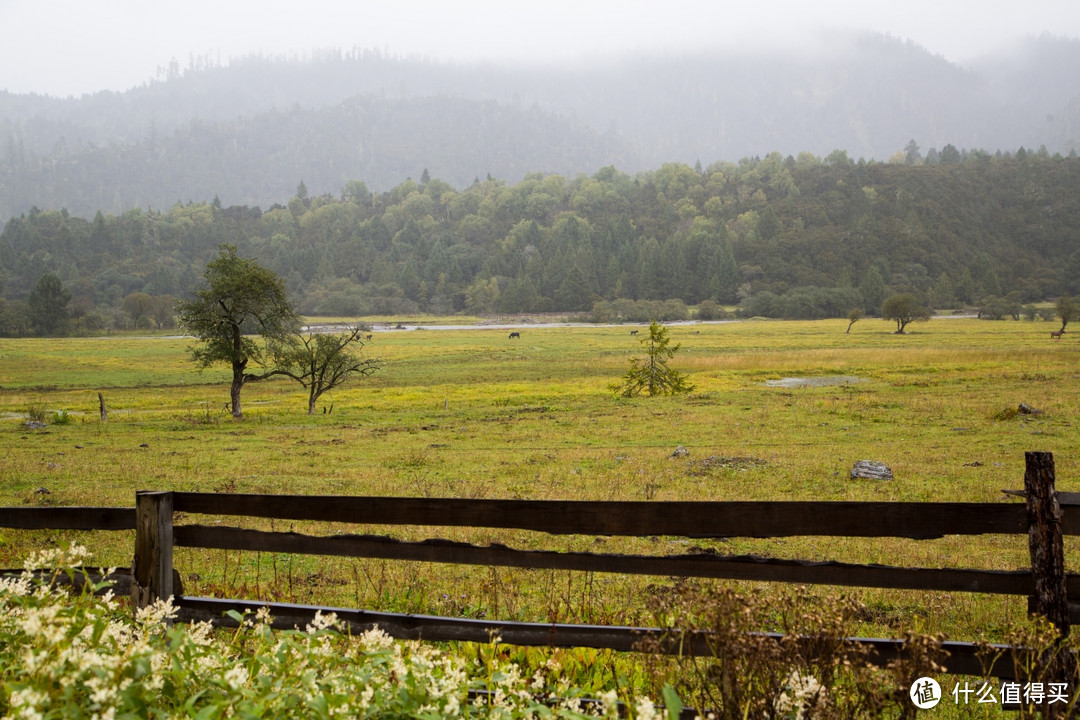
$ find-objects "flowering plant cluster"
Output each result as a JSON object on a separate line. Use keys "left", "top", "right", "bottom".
{"left": 0, "top": 544, "right": 675, "bottom": 719}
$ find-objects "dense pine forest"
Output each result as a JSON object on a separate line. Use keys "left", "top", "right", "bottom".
{"left": 2, "top": 150, "right": 1078, "bottom": 335}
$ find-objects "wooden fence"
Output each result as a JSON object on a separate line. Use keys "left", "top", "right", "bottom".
{"left": 2, "top": 451, "right": 1077, "bottom": 682}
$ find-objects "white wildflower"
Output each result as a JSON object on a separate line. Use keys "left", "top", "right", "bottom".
{"left": 562, "top": 697, "right": 583, "bottom": 714}
{"left": 23, "top": 547, "right": 60, "bottom": 571}
{"left": 99, "top": 587, "right": 117, "bottom": 609}
{"left": 224, "top": 664, "right": 249, "bottom": 690}
{"left": 599, "top": 689, "right": 619, "bottom": 717}
{"left": 19, "top": 605, "right": 57, "bottom": 636}
{"left": 634, "top": 696, "right": 659, "bottom": 720}
{"left": 0, "top": 573, "right": 33, "bottom": 596}
{"left": 90, "top": 684, "right": 115, "bottom": 706}
{"left": 135, "top": 596, "right": 177, "bottom": 628}
{"left": 357, "top": 685, "right": 376, "bottom": 712}
{"left": 198, "top": 653, "right": 224, "bottom": 673}
{"left": 23, "top": 542, "right": 92, "bottom": 571}
{"left": 444, "top": 693, "right": 461, "bottom": 716}
{"left": 774, "top": 670, "right": 824, "bottom": 720}
{"left": 391, "top": 653, "right": 410, "bottom": 681}
{"left": 9, "top": 686, "right": 45, "bottom": 711}
{"left": 186, "top": 620, "right": 215, "bottom": 646}
{"left": 305, "top": 610, "right": 340, "bottom": 633}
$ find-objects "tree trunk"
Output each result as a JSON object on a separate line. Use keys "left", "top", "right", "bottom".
{"left": 230, "top": 371, "right": 244, "bottom": 419}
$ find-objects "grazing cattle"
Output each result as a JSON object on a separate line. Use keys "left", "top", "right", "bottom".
{"left": 509, "top": 331, "right": 521, "bottom": 339}
{"left": 1051, "top": 329, "right": 1066, "bottom": 339}
{"left": 630, "top": 330, "right": 638, "bottom": 335}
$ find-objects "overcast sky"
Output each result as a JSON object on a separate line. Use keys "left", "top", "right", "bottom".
{"left": 2, "top": 0, "right": 1078, "bottom": 97}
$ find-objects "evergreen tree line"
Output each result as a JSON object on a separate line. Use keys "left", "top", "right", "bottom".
{"left": 1, "top": 150, "right": 1078, "bottom": 336}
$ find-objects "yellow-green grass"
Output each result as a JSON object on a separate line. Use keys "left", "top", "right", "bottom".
{"left": 1, "top": 317, "right": 1078, "bottom": 649}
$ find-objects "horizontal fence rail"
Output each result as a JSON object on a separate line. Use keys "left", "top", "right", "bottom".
{"left": 172, "top": 492, "right": 1047, "bottom": 538}
{"left": 173, "top": 524, "right": 1080, "bottom": 596}
{"left": 6, "top": 496, "right": 1080, "bottom": 539}
{"left": 0, "top": 507, "right": 135, "bottom": 531}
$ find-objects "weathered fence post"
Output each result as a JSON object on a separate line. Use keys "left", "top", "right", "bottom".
{"left": 1026, "top": 451, "right": 1069, "bottom": 635}
{"left": 1024, "top": 451, "right": 1075, "bottom": 717}
{"left": 132, "top": 491, "right": 174, "bottom": 611}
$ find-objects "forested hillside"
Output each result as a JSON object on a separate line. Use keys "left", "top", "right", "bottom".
{"left": 2, "top": 35, "right": 1079, "bottom": 219}
{"left": 2, "top": 152, "right": 1078, "bottom": 335}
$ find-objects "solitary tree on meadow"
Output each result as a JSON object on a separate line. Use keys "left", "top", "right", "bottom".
{"left": 273, "top": 325, "right": 382, "bottom": 414}
{"left": 177, "top": 245, "right": 299, "bottom": 418}
{"left": 1056, "top": 295, "right": 1080, "bottom": 334}
{"left": 613, "top": 321, "right": 694, "bottom": 397}
{"left": 846, "top": 308, "right": 864, "bottom": 334}
{"left": 881, "top": 293, "right": 931, "bottom": 334}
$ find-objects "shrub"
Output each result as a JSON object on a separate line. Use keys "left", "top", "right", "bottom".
{"left": 25, "top": 405, "right": 47, "bottom": 424}
{"left": 695, "top": 300, "right": 730, "bottom": 321}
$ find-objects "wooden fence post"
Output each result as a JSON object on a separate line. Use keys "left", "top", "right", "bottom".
{"left": 1025, "top": 451, "right": 1075, "bottom": 717}
{"left": 1026, "top": 451, "right": 1069, "bottom": 635}
{"left": 132, "top": 491, "right": 174, "bottom": 611}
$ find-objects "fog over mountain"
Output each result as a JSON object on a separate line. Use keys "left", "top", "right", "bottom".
{"left": 1, "top": 33, "right": 1078, "bottom": 218}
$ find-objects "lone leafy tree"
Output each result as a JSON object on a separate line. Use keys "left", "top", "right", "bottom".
{"left": 881, "top": 293, "right": 931, "bottom": 334}
{"left": 177, "top": 246, "right": 299, "bottom": 418}
{"left": 613, "top": 321, "right": 694, "bottom": 397}
{"left": 845, "top": 308, "right": 863, "bottom": 334}
{"left": 273, "top": 325, "right": 382, "bottom": 414}
{"left": 1055, "top": 295, "right": 1080, "bottom": 334}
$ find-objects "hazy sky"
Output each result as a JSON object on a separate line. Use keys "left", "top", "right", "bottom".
{"left": 2, "top": 0, "right": 1078, "bottom": 97}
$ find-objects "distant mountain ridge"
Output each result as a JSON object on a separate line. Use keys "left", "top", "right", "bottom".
{"left": 1, "top": 33, "right": 1078, "bottom": 217}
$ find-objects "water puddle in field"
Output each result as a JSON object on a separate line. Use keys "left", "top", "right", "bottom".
{"left": 765, "top": 375, "right": 865, "bottom": 388}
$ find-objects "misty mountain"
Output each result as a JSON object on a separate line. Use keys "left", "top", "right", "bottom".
{"left": 2, "top": 33, "right": 1079, "bottom": 218}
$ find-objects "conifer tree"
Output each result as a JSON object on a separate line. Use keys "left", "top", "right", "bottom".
{"left": 613, "top": 321, "right": 694, "bottom": 397}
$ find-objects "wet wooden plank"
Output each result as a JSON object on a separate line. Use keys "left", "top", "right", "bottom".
{"left": 172, "top": 494, "right": 1026, "bottom": 538}
{"left": 174, "top": 525, "right": 1038, "bottom": 595}
{"left": 0, "top": 507, "right": 135, "bottom": 530}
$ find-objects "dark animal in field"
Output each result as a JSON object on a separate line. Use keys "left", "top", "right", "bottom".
{"left": 630, "top": 330, "right": 638, "bottom": 335}
{"left": 366, "top": 334, "right": 373, "bottom": 340}
{"left": 509, "top": 331, "right": 521, "bottom": 339}
{"left": 1051, "top": 329, "right": 1065, "bottom": 339}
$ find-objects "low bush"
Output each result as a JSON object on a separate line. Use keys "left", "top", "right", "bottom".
{"left": 25, "top": 405, "right": 48, "bottom": 425}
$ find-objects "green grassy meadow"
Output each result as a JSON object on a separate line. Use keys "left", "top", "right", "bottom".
{"left": 2, "top": 316, "right": 1079, "bottom": 651}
